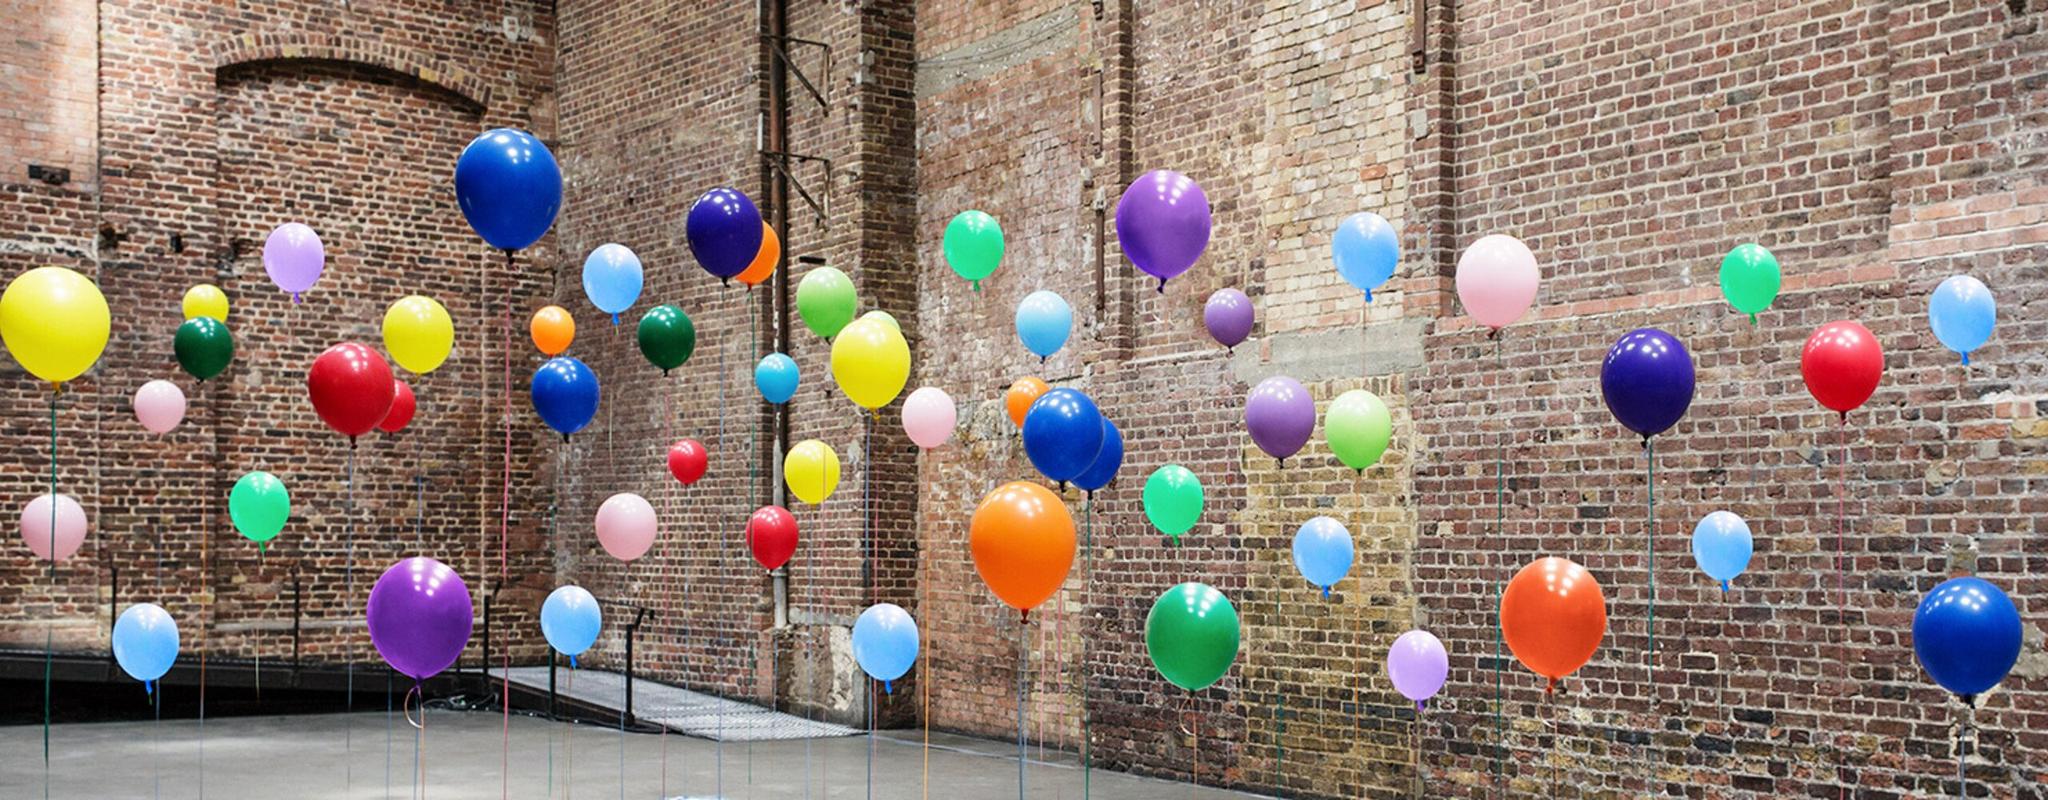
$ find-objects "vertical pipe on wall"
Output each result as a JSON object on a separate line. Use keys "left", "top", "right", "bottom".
{"left": 761, "top": 0, "right": 793, "bottom": 632}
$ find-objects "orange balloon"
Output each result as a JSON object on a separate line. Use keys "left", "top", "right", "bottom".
{"left": 1005, "top": 377, "right": 1048, "bottom": 428}
{"left": 736, "top": 223, "right": 780, "bottom": 289}
{"left": 1500, "top": 556, "right": 1607, "bottom": 691}
{"left": 530, "top": 305, "right": 575, "bottom": 355}
{"left": 969, "top": 481, "right": 1076, "bottom": 618}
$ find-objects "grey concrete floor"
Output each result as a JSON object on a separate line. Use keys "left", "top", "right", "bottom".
{"left": 1, "top": 710, "right": 1260, "bottom": 799}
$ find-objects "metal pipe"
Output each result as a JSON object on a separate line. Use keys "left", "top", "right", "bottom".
{"left": 763, "top": 0, "right": 793, "bottom": 631}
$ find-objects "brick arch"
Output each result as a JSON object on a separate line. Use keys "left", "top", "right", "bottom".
{"left": 211, "top": 33, "right": 490, "bottom": 114}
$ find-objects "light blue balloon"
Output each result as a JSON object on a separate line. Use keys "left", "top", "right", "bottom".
{"left": 113, "top": 603, "right": 180, "bottom": 690}
{"left": 1691, "top": 510, "right": 1753, "bottom": 592}
{"left": 1291, "top": 516, "right": 1354, "bottom": 597}
{"left": 1331, "top": 212, "right": 1399, "bottom": 301}
{"left": 1928, "top": 275, "right": 1995, "bottom": 365}
{"left": 851, "top": 602, "right": 919, "bottom": 692}
{"left": 582, "top": 243, "right": 645, "bottom": 325}
{"left": 1014, "top": 290, "right": 1072, "bottom": 361}
{"left": 755, "top": 353, "right": 799, "bottom": 405}
{"left": 541, "top": 585, "right": 602, "bottom": 665}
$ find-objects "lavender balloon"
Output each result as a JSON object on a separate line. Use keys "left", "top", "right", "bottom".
{"left": 1115, "top": 170, "right": 1211, "bottom": 292}
{"left": 1387, "top": 629, "right": 1449, "bottom": 711}
{"left": 1245, "top": 375, "right": 1314, "bottom": 465}
{"left": 1204, "top": 288, "right": 1253, "bottom": 352}
{"left": 262, "top": 222, "right": 325, "bottom": 303}
{"left": 366, "top": 557, "right": 474, "bottom": 680}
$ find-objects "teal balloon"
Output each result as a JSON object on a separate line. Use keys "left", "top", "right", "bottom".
{"left": 1144, "top": 582, "right": 1239, "bottom": 691}
{"left": 113, "top": 603, "right": 180, "bottom": 689}
{"left": 1690, "top": 510, "right": 1753, "bottom": 592}
{"left": 540, "top": 585, "right": 602, "bottom": 665}
{"left": 852, "top": 602, "right": 920, "bottom": 692}
{"left": 1928, "top": 275, "right": 1995, "bottom": 365}
{"left": 755, "top": 353, "right": 799, "bottom": 404}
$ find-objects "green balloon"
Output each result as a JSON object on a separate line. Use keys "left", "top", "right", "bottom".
{"left": 1145, "top": 582, "right": 1240, "bottom": 692}
{"left": 174, "top": 317, "right": 234, "bottom": 382}
{"left": 1142, "top": 464, "right": 1203, "bottom": 539}
{"left": 796, "top": 266, "right": 857, "bottom": 339}
{"left": 1325, "top": 389, "right": 1392, "bottom": 473}
{"left": 636, "top": 304, "right": 697, "bottom": 373}
{"left": 1718, "top": 243, "right": 1780, "bottom": 324}
{"left": 942, "top": 210, "right": 1004, "bottom": 291}
{"left": 229, "top": 471, "right": 290, "bottom": 551}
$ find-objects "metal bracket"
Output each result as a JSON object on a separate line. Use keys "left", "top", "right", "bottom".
{"left": 760, "top": 149, "right": 834, "bottom": 227}
{"left": 762, "top": 33, "right": 831, "bottom": 111}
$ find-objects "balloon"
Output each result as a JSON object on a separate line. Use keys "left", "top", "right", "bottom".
{"left": 1291, "top": 516, "right": 1354, "bottom": 596}
{"left": 686, "top": 188, "right": 765, "bottom": 283}
{"left": 797, "top": 266, "right": 857, "bottom": 339}
{"left": 852, "top": 603, "right": 920, "bottom": 691}
{"left": 1718, "top": 243, "right": 1780, "bottom": 323}
{"left": 829, "top": 317, "right": 911, "bottom": 410}
{"left": 530, "top": 356, "right": 600, "bottom": 438}
{"left": 262, "top": 222, "right": 325, "bottom": 301}
{"left": 1800, "top": 321, "right": 1883, "bottom": 417}
{"left": 1599, "top": 328, "right": 1695, "bottom": 441}
{"left": 173, "top": 317, "right": 234, "bottom": 382}
{"left": 784, "top": 439, "right": 841, "bottom": 504}
{"left": 381, "top": 295, "right": 454, "bottom": 375}
{"left": 636, "top": 305, "right": 696, "bottom": 373}
{"left": 541, "top": 585, "right": 602, "bottom": 664}
{"left": 366, "top": 557, "right": 474, "bottom": 680}
{"left": 595, "top": 492, "right": 656, "bottom": 562}
{"left": 862, "top": 309, "right": 901, "bottom": 331}
{"left": 1913, "top": 576, "right": 2022, "bottom": 704}
{"left": 1022, "top": 388, "right": 1104, "bottom": 485}
{"left": 1203, "top": 288, "right": 1253, "bottom": 352}
{"left": 1145, "top": 582, "right": 1239, "bottom": 691}
{"left": 755, "top": 353, "right": 800, "bottom": 404}
{"left": 1245, "top": 376, "right": 1315, "bottom": 464}
{"left": 0, "top": 266, "right": 110, "bottom": 386}
{"left": 943, "top": 210, "right": 1004, "bottom": 290}
{"left": 182, "top": 284, "right": 229, "bottom": 322}
{"left": 1928, "top": 275, "right": 1996, "bottom": 364}
{"left": 113, "top": 603, "right": 179, "bottom": 687}
{"left": 1115, "top": 170, "right": 1211, "bottom": 291}
{"left": 968, "top": 481, "right": 1076, "bottom": 617}
{"left": 1073, "top": 418, "right": 1124, "bottom": 495}
{"left": 229, "top": 471, "right": 290, "bottom": 551}
{"left": 1325, "top": 389, "right": 1391, "bottom": 473}
{"left": 307, "top": 343, "right": 396, "bottom": 440}
{"left": 454, "top": 128, "right": 562, "bottom": 251}
{"left": 1386, "top": 630, "right": 1449, "bottom": 708}
{"left": 746, "top": 505, "right": 798, "bottom": 571}
{"left": 530, "top": 305, "right": 575, "bottom": 355}
{"left": 1332, "top": 212, "right": 1400, "bottom": 301}
{"left": 1501, "top": 557, "right": 1607, "bottom": 691}
{"left": 1690, "top": 511, "right": 1752, "bottom": 592}
{"left": 582, "top": 243, "right": 644, "bottom": 324}
{"left": 736, "top": 223, "right": 780, "bottom": 289}
{"left": 666, "top": 438, "right": 708, "bottom": 486}
{"left": 378, "top": 379, "right": 417, "bottom": 433}
{"left": 1014, "top": 290, "right": 1072, "bottom": 361}
{"left": 1142, "top": 465, "right": 1203, "bottom": 539}
{"left": 133, "top": 380, "right": 187, "bottom": 434}
{"left": 1004, "top": 377, "right": 1048, "bottom": 429}
{"left": 902, "top": 386, "right": 956, "bottom": 450}
{"left": 1454, "top": 234, "right": 1539, "bottom": 329}
{"left": 19, "top": 493, "right": 86, "bottom": 561}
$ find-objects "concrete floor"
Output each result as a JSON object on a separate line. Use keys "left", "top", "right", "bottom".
{"left": 2, "top": 710, "right": 1259, "bottom": 799}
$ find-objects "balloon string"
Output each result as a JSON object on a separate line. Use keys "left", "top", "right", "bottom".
{"left": 1082, "top": 495, "right": 1091, "bottom": 800}
{"left": 387, "top": 669, "right": 394, "bottom": 799}
{"left": 1017, "top": 620, "right": 1027, "bottom": 800}
{"left": 867, "top": 680, "right": 876, "bottom": 800}
{"left": 1647, "top": 438, "right": 1655, "bottom": 660}
{"left": 199, "top": 381, "right": 209, "bottom": 800}
{"left": 1956, "top": 705, "right": 1971, "bottom": 799}
{"left": 153, "top": 678, "right": 162, "bottom": 800}
{"left": 345, "top": 443, "right": 357, "bottom": 795}
{"left": 1491, "top": 333, "right": 1505, "bottom": 800}
{"left": 1837, "top": 414, "right": 1849, "bottom": 800}
{"left": 43, "top": 390, "right": 56, "bottom": 800}
{"left": 501, "top": 247, "right": 515, "bottom": 800}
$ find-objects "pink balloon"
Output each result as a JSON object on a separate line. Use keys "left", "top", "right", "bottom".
{"left": 133, "top": 380, "right": 187, "bottom": 434}
{"left": 21, "top": 493, "right": 86, "bottom": 561}
{"left": 595, "top": 492, "right": 656, "bottom": 562}
{"left": 901, "top": 386, "right": 956, "bottom": 450}
{"left": 1454, "top": 234, "right": 1539, "bottom": 330}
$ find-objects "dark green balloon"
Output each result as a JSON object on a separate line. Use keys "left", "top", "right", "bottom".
{"left": 637, "top": 304, "right": 696, "bottom": 373}
{"left": 1145, "top": 582, "right": 1240, "bottom": 692}
{"left": 174, "top": 317, "right": 234, "bottom": 382}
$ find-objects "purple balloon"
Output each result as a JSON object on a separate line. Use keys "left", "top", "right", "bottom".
{"left": 1600, "top": 327, "right": 1695, "bottom": 441}
{"left": 1387, "top": 629, "right": 1448, "bottom": 709}
{"left": 262, "top": 222, "right": 325, "bottom": 303}
{"left": 366, "top": 557, "right": 474, "bottom": 680}
{"left": 1115, "top": 170, "right": 1211, "bottom": 292}
{"left": 1245, "top": 375, "right": 1314, "bottom": 464}
{"left": 1204, "top": 288, "right": 1253, "bottom": 351}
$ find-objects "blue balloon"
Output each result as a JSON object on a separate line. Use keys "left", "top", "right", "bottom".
{"left": 686, "top": 188, "right": 765, "bottom": 283}
{"left": 1600, "top": 328, "right": 1695, "bottom": 440}
{"left": 1073, "top": 417, "right": 1123, "bottom": 494}
{"left": 851, "top": 602, "right": 920, "bottom": 692}
{"left": 113, "top": 603, "right": 180, "bottom": 690}
{"left": 531, "top": 356, "right": 600, "bottom": 438}
{"left": 1331, "top": 212, "right": 1399, "bottom": 301}
{"left": 1022, "top": 388, "right": 1104, "bottom": 485}
{"left": 1928, "top": 275, "right": 1996, "bottom": 364}
{"left": 1015, "top": 290, "right": 1073, "bottom": 360}
{"left": 454, "top": 129, "right": 562, "bottom": 251}
{"left": 1690, "top": 511, "right": 1753, "bottom": 591}
{"left": 540, "top": 585, "right": 602, "bottom": 666}
{"left": 1913, "top": 576, "right": 2022, "bottom": 703}
{"left": 1291, "top": 516, "right": 1354, "bottom": 596}
{"left": 755, "top": 353, "right": 799, "bottom": 405}
{"left": 581, "top": 244, "right": 644, "bottom": 325}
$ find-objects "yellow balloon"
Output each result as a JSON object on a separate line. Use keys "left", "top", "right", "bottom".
{"left": 784, "top": 439, "right": 841, "bottom": 504}
{"left": 381, "top": 295, "right": 455, "bottom": 375}
{"left": 182, "top": 284, "right": 230, "bottom": 322}
{"left": 829, "top": 316, "right": 910, "bottom": 410}
{"left": 1, "top": 267, "right": 110, "bottom": 386}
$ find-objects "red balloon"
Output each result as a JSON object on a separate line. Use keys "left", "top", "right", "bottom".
{"left": 378, "top": 379, "right": 417, "bottom": 433}
{"left": 746, "top": 505, "right": 797, "bottom": 571}
{"left": 308, "top": 342, "right": 396, "bottom": 439}
{"left": 1800, "top": 321, "right": 1883, "bottom": 417}
{"left": 667, "top": 439, "right": 708, "bottom": 486}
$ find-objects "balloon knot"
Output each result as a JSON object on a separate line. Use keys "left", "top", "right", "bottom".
{"left": 1641, "top": 436, "right": 1651, "bottom": 450}
{"left": 722, "top": 277, "right": 731, "bottom": 287}
{"left": 1961, "top": 352, "right": 1971, "bottom": 366}
{"left": 145, "top": 680, "right": 154, "bottom": 696}
{"left": 1544, "top": 678, "right": 1557, "bottom": 695}
{"left": 569, "top": 654, "right": 578, "bottom": 670}
{"left": 1961, "top": 693, "right": 1977, "bottom": 708}
{"left": 1720, "top": 580, "right": 1729, "bottom": 593}
{"left": 1415, "top": 699, "right": 1424, "bottom": 714}
{"left": 1155, "top": 279, "right": 1166, "bottom": 294}
{"left": 885, "top": 679, "right": 894, "bottom": 695}
{"left": 971, "top": 281, "right": 981, "bottom": 293}
{"left": 562, "top": 433, "right": 570, "bottom": 444}
{"left": 1364, "top": 289, "right": 1374, "bottom": 303}
{"left": 1321, "top": 585, "right": 1330, "bottom": 599}
{"left": 610, "top": 313, "right": 620, "bottom": 325}
{"left": 1019, "top": 610, "right": 1030, "bottom": 625}
{"left": 1748, "top": 313, "right": 1758, "bottom": 326}
{"left": 292, "top": 293, "right": 302, "bottom": 304}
